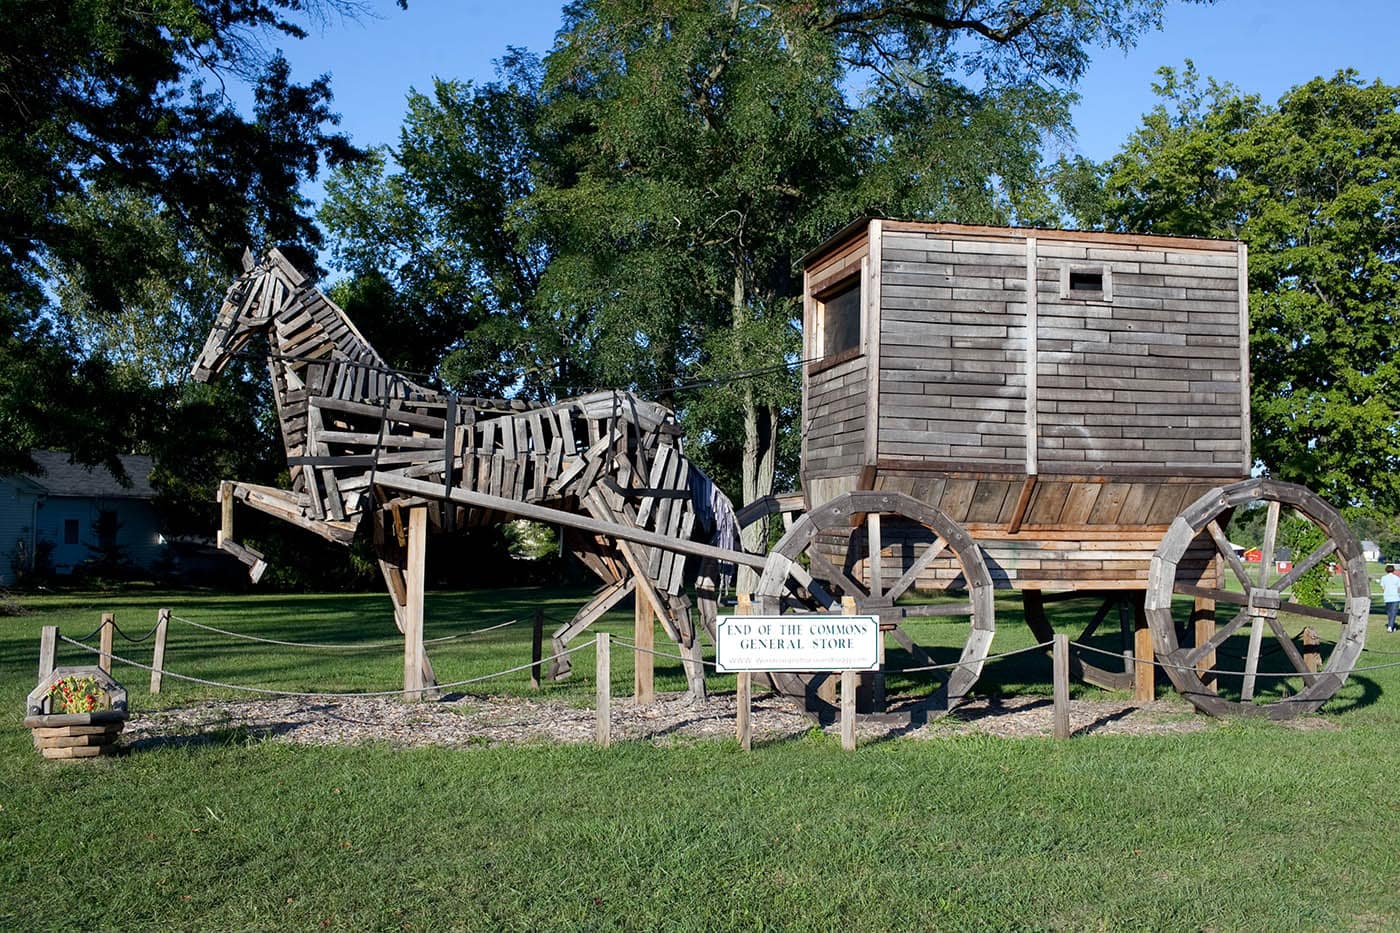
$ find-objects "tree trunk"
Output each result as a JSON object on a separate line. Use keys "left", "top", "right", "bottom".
{"left": 734, "top": 266, "right": 780, "bottom": 594}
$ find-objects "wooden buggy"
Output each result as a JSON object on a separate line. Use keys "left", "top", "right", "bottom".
{"left": 196, "top": 226, "right": 1370, "bottom": 721}
{"left": 743, "top": 220, "right": 1370, "bottom": 720}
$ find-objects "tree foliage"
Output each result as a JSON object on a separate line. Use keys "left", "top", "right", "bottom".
{"left": 320, "top": 52, "right": 558, "bottom": 396}
{"left": 325, "top": 0, "right": 1200, "bottom": 519}
{"left": 0, "top": 0, "right": 372, "bottom": 480}
{"left": 1065, "top": 65, "right": 1400, "bottom": 511}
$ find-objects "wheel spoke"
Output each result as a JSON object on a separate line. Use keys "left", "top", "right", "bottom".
{"left": 787, "top": 562, "right": 837, "bottom": 609}
{"left": 1277, "top": 599, "right": 1347, "bottom": 623}
{"left": 1185, "top": 608, "right": 1250, "bottom": 667}
{"left": 1274, "top": 538, "right": 1338, "bottom": 594}
{"left": 1241, "top": 614, "right": 1266, "bottom": 702}
{"left": 807, "top": 547, "right": 868, "bottom": 601}
{"left": 1265, "top": 615, "right": 1320, "bottom": 685}
{"left": 885, "top": 538, "right": 950, "bottom": 603}
{"left": 1078, "top": 596, "right": 1116, "bottom": 641}
{"left": 867, "top": 512, "right": 884, "bottom": 600}
{"left": 1258, "top": 500, "right": 1281, "bottom": 588}
{"left": 898, "top": 601, "right": 975, "bottom": 618}
{"left": 1206, "top": 519, "right": 1254, "bottom": 591}
{"left": 1173, "top": 581, "right": 1248, "bottom": 608}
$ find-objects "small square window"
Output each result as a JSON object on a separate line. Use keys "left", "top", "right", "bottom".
{"left": 1059, "top": 264, "right": 1113, "bottom": 302}
{"left": 63, "top": 519, "right": 79, "bottom": 545}
{"left": 818, "top": 278, "right": 862, "bottom": 359}
{"left": 1069, "top": 271, "right": 1103, "bottom": 293}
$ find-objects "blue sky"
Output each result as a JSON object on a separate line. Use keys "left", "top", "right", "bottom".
{"left": 278, "top": 0, "right": 1400, "bottom": 199}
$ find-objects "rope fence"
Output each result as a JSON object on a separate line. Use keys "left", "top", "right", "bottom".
{"left": 56, "top": 633, "right": 596, "bottom": 699}
{"left": 32, "top": 599, "right": 1400, "bottom": 754}
{"left": 166, "top": 614, "right": 523, "bottom": 651}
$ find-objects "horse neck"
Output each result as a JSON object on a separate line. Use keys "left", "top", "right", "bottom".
{"left": 263, "top": 280, "right": 433, "bottom": 403}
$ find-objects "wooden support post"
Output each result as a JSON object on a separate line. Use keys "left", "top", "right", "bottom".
{"left": 736, "top": 671, "right": 752, "bottom": 751}
{"left": 1132, "top": 595, "right": 1154, "bottom": 703}
{"left": 818, "top": 596, "right": 856, "bottom": 707}
{"left": 218, "top": 480, "right": 234, "bottom": 547}
{"left": 633, "top": 589, "right": 654, "bottom": 705}
{"left": 150, "top": 608, "right": 170, "bottom": 694}
{"left": 1053, "top": 633, "right": 1070, "bottom": 740}
{"left": 840, "top": 670, "right": 858, "bottom": 751}
{"left": 403, "top": 506, "right": 427, "bottom": 702}
{"left": 1302, "top": 626, "right": 1321, "bottom": 674}
{"left": 38, "top": 625, "right": 57, "bottom": 683}
{"left": 99, "top": 612, "right": 114, "bottom": 675}
{"left": 1193, "top": 596, "right": 1217, "bottom": 690}
{"left": 596, "top": 632, "right": 611, "bottom": 748}
{"left": 529, "top": 607, "right": 544, "bottom": 690}
{"left": 736, "top": 593, "right": 752, "bottom": 751}
{"left": 873, "top": 627, "right": 886, "bottom": 713}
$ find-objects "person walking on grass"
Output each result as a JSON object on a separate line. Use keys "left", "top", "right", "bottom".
{"left": 1384, "top": 565, "right": 1400, "bottom": 632}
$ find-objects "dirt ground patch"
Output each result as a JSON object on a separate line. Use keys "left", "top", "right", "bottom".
{"left": 122, "top": 689, "right": 1255, "bottom": 751}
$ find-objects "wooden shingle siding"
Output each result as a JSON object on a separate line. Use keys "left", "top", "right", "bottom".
{"left": 876, "top": 231, "right": 1028, "bottom": 469}
{"left": 804, "top": 355, "right": 866, "bottom": 476}
{"left": 1034, "top": 242, "right": 1244, "bottom": 472}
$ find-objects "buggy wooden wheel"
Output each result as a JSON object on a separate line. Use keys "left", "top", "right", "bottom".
{"left": 755, "top": 491, "right": 995, "bottom": 710}
{"left": 1146, "top": 478, "right": 1369, "bottom": 719}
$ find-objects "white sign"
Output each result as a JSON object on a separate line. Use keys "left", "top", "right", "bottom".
{"left": 714, "top": 614, "right": 880, "bottom": 673}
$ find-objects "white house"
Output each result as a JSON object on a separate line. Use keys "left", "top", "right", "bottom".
{"left": 1, "top": 451, "right": 167, "bottom": 585}
{"left": 1362, "top": 540, "right": 1382, "bottom": 562}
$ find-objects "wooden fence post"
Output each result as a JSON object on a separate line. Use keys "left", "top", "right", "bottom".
{"left": 736, "top": 593, "right": 752, "bottom": 751}
{"left": 99, "top": 612, "right": 114, "bottom": 675}
{"left": 633, "top": 589, "right": 654, "bottom": 704}
{"left": 840, "top": 670, "right": 857, "bottom": 751}
{"left": 38, "top": 625, "right": 57, "bottom": 683}
{"left": 403, "top": 506, "right": 427, "bottom": 702}
{"left": 529, "top": 607, "right": 544, "bottom": 689}
{"left": 1194, "top": 596, "right": 1217, "bottom": 690}
{"left": 150, "top": 608, "right": 170, "bottom": 694}
{"left": 596, "top": 632, "right": 611, "bottom": 748}
{"left": 1053, "top": 633, "right": 1070, "bottom": 740}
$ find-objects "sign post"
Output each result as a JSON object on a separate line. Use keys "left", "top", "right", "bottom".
{"left": 716, "top": 613, "right": 880, "bottom": 752}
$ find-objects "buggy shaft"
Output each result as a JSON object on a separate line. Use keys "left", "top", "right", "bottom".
{"left": 373, "top": 473, "right": 769, "bottom": 570}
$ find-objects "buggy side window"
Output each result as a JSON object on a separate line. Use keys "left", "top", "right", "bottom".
{"left": 1059, "top": 264, "right": 1113, "bottom": 302}
{"left": 817, "top": 277, "right": 862, "bottom": 359}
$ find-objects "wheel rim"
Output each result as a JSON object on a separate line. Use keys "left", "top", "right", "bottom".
{"left": 755, "top": 491, "right": 995, "bottom": 710}
{"left": 1146, "top": 478, "right": 1369, "bottom": 719}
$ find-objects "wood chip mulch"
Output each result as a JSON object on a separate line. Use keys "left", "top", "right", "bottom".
{"left": 115, "top": 690, "right": 1288, "bottom": 752}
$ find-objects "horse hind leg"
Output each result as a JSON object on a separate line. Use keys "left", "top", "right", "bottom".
{"left": 550, "top": 578, "right": 634, "bottom": 681}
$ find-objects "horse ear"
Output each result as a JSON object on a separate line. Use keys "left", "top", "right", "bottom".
{"left": 241, "top": 248, "right": 255, "bottom": 273}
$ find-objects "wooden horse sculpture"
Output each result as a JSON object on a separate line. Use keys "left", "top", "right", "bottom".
{"left": 191, "top": 249, "right": 737, "bottom": 699}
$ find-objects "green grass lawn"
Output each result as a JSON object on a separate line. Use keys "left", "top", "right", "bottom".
{"left": 4, "top": 582, "right": 1400, "bottom": 930}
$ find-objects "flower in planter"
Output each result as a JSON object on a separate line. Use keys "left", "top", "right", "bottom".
{"left": 45, "top": 675, "right": 108, "bottom": 715}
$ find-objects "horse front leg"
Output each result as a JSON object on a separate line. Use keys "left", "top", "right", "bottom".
{"left": 216, "top": 481, "right": 267, "bottom": 582}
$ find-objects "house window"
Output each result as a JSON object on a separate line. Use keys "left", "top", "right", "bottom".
{"left": 64, "top": 519, "right": 79, "bottom": 545}
{"left": 1060, "top": 264, "right": 1113, "bottom": 302}
{"left": 817, "top": 278, "right": 862, "bottom": 359}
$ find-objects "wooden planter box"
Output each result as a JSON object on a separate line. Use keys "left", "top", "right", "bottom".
{"left": 24, "top": 711, "right": 127, "bottom": 759}
{"left": 26, "top": 666, "right": 129, "bottom": 760}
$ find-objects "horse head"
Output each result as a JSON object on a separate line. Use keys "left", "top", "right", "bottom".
{"left": 190, "top": 248, "right": 306, "bottom": 382}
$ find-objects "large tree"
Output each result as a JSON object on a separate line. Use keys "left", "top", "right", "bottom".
{"left": 0, "top": 0, "right": 373, "bottom": 477}
{"left": 530, "top": 0, "right": 1206, "bottom": 566}
{"left": 1063, "top": 65, "right": 1400, "bottom": 512}
{"left": 321, "top": 1, "right": 1210, "bottom": 571}
{"left": 320, "top": 51, "right": 561, "bottom": 396}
